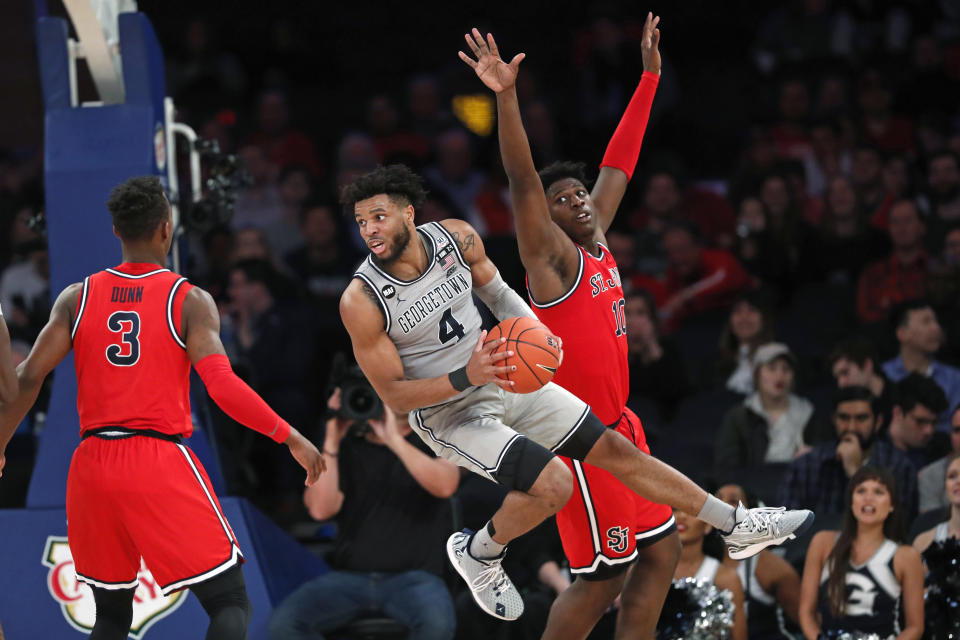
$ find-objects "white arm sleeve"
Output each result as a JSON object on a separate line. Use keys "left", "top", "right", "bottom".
{"left": 474, "top": 271, "right": 537, "bottom": 322}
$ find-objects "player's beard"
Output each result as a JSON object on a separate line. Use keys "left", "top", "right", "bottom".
{"left": 371, "top": 223, "right": 412, "bottom": 267}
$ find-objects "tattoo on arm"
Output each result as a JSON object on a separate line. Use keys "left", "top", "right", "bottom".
{"left": 359, "top": 282, "right": 386, "bottom": 324}
{"left": 450, "top": 231, "right": 475, "bottom": 256}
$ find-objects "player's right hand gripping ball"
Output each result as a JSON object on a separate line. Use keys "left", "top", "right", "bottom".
{"left": 486, "top": 316, "right": 562, "bottom": 393}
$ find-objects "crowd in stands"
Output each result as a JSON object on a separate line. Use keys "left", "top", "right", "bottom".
{"left": 3, "top": 1, "right": 960, "bottom": 638}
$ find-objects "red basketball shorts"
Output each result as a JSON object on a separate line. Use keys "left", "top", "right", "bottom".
{"left": 556, "top": 408, "right": 676, "bottom": 579}
{"left": 66, "top": 433, "right": 244, "bottom": 595}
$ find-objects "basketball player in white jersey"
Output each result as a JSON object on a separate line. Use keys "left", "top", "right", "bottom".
{"left": 339, "top": 164, "right": 814, "bottom": 621}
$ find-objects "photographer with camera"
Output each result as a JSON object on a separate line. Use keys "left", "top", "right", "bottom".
{"left": 268, "top": 363, "right": 459, "bottom": 640}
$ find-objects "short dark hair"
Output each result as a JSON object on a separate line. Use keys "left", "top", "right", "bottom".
{"left": 231, "top": 259, "right": 279, "bottom": 295}
{"left": 832, "top": 385, "right": 879, "bottom": 415}
{"left": 894, "top": 373, "right": 948, "bottom": 415}
{"left": 106, "top": 176, "right": 169, "bottom": 241}
{"left": 889, "top": 297, "right": 933, "bottom": 329}
{"left": 538, "top": 161, "right": 589, "bottom": 193}
{"left": 828, "top": 336, "right": 879, "bottom": 369}
{"left": 339, "top": 164, "right": 427, "bottom": 210}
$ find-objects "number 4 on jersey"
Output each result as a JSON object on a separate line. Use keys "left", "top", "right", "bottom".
{"left": 438, "top": 308, "right": 465, "bottom": 344}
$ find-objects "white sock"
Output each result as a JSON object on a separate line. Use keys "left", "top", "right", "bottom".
{"left": 697, "top": 494, "right": 738, "bottom": 534}
{"left": 469, "top": 521, "right": 506, "bottom": 560}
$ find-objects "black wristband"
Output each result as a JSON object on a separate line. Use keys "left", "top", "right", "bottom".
{"left": 449, "top": 366, "right": 472, "bottom": 392}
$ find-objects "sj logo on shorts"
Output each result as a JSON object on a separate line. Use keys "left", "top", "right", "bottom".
{"left": 606, "top": 526, "right": 630, "bottom": 554}
{"left": 42, "top": 536, "right": 187, "bottom": 639}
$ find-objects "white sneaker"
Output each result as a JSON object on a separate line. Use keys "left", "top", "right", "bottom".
{"left": 446, "top": 530, "right": 524, "bottom": 621}
{"left": 722, "top": 503, "right": 814, "bottom": 560}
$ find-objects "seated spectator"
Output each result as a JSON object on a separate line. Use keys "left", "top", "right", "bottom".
{"left": 423, "top": 128, "right": 487, "bottom": 233}
{"left": 265, "top": 164, "right": 314, "bottom": 257}
{"left": 922, "top": 150, "right": 960, "bottom": 225}
{"left": 798, "top": 467, "right": 924, "bottom": 640}
{"left": 828, "top": 336, "right": 895, "bottom": 428}
{"left": 752, "top": 173, "right": 814, "bottom": 295}
{"left": 0, "top": 239, "right": 49, "bottom": 344}
{"left": 715, "top": 343, "right": 816, "bottom": 472}
{"left": 849, "top": 145, "right": 886, "bottom": 222}
{"left": 624, "top": 289, "right": 690, "bottom": 420}
{"left": 886, "top": 373, "right": 951, "bottom": 471}
{"left": 630, "top": 170, "right": 736, "bottom": 273}
{"left": 856, "top": 199, "right": 929, "bottom": 324}
{"left": 716, "top": 483, "right": 802, "bottom": 640}
{"left": 867, "top": 152, "right": 913, "bottom": 229}
{"left": 800, "top": 175, "right": 889, "bottom": 285}
{"left": 779, "top": 386, "right": 918, "bottom": 520}
{"left": 246, "top": 89, "right": 322, "bottom": 176}
{"left": 269, "top": 390, "right": 458, "bottom": 640}
{"left": 647, "top": 222, "right": 754, "bottom": 333}
{"left": 704, "top": 290, "right": 776, "bottom": 394}
{"left": 856, "top": 70, "right": 916, "bottom": 154}
{"left": 285, "top": 203, "right": 357, "bottom": 305}
{"left": 231, "top": 144, "right": 284, "bottom": 232}
{"left": 670, "top": 509, "right": 747, "bottom": 640}
{"left": 926, "top": 223, "right": 960, "bottom": 309}
{"left": 366, "top": 94, "right": 430, "bottom": 165}
{"left": 883, "top": 299, "right": 960, "bottom": 430}
{"left": 918, "top": 405, "right": 960, "bottom": 512}
{"left": 914, "top": 452, "right": 960, "bottom": 552}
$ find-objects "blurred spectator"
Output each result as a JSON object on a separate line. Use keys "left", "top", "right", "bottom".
{"left": 167, "top": 18, "right": 247, "bottom": 111}
{"left": 856, "top": 199, "right": 929, "bottom": 324}
{"left": 285, "top": 203, "right": 356, "bottom": 304}
{"left": 781, "top": 159, "right": 824, "bottom": 227}
{"left": 715, "top": 343, "right": 817, "bottom": 472}
{"left": 753, "top": 172, "right": 813, "bottom": 294}
{"left": 262, "top": 164, "right": 314, "bottom": 257}
{"left": 624, "top": 289, "right": 690, "bottom": 420}
{"left": 406, "top": 74, "right": 452, "bottom": 139}
{"left": 231, "top": 227, "right": 295, "bottom": 284}
{"left": 649, "top": 222, "right": 754, "bottom": 333}
{"left": 0, "top": 239, "right": 49, "bottom": 344}
{"left": 926, "top": 223, "right": 960, "bottom": 308}
{"left": 630, "top": 170, "right": 736, "bottom": 275}
{"left": 191, "top": 226, "right": 234, "bottom": 300}
{"left": 246, "top": 90, "right": 322, "bottom": 176}
{"left": 729, "top": 128, "right": 780, "bottom": 207}
{"left": 882, "top": 299, "right": 960, "bottom": 430}
{"left": 849, "top": 145, "right": 886, "bottom": 221}
{"left": 366, "top": 94, "right": 430, "bottom": 165}
{"left": 705, "top": 291, "right": 776, "bottom": 394}
{"left": 922, "top": 150, "right": 960, "bottom": 226}
{"left": 856, "top": 70, "right": 915, "bottom": 153}
{"left": 868, "top": 152, "right": 914, "bottom": 228}
{"left": 827, "top": 336, "right": 894, "bottom": 428}
{"left": 522, "top": 100, "right": 560, "bottom": 168}
{"left": 779, "top": 386, "right": 918, "bottom": 520}
{"left": 769, "top": 79, "right": 812, "bottom": 160}
{"left": 800, "top": 175, "right": 889, "bottom": 284}
{"left": 269, "top": 393, "right": 457, "bottom": 640}
{"left": 423, "top": 129, "right": 487, "bottom": 233}
{"left": 798, "top": 467, "right": 923, "bottom": 640}
{"left": 917, "top": 405, "right": 960, "bottom": 513}
{"left": 231, "top": 144, "right": 284, "bottom": 232}
{"left": 803, "top": 119, "right": 850, "bottom": 201}
{"left": 914, "top": 452, "right": 960, "bottom": 553}
{"left": 670, "top": 509, "right": 747, "bottom": 640}
{"left": 885, "top": 373, "right": 951, "bottom": 471}
{"left": 1, "top": 205, "right": 43, "bottom": 271}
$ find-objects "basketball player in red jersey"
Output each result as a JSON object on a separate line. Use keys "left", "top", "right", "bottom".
{"left": 0, "top": 176, "right": 324, "bottom": 640}
{"left": 462, "top": 15, "right": 804, "bottom": 639}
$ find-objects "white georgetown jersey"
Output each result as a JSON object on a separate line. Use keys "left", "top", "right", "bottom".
{"left": 353, "top": 222, "right": 483, "bottom": 403}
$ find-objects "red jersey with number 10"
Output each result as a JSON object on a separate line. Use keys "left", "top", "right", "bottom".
{"left": 72, "top": 263, "right": 195, "bottom": 437}
{"left": 528, "top": 244, "right": 628, "bottom": 426}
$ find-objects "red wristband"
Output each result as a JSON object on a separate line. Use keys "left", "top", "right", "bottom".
{"left": 599, "top": 71, "right": 660, "bottom": 181}
{"left": 195, "top": 354, "right": 291, "bottom": 443}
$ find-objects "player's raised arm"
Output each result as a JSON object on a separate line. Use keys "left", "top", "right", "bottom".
{"left": 340, "top": 278, "right": 516, "bottom": 414}
{"left": 459, "top": 29, "right": 569, "bottom": 271}
{"left": 439, "top": 218, "right": 536, "bottom": 321}
{"left": 0, "top": 283, "right": 80, "bottom": 474}
{"left": 590, "top": 12, "right": 661, "bottom": 232}
{"left": 181, "top": 286, "right": 325, "bottom": 486}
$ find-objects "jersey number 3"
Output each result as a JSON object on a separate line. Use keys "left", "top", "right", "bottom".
{"left": 106, "top": 311, "right": 141, "bottom": 366}
{"left": 438, "top": 308, "right": 465, "bottom": 344}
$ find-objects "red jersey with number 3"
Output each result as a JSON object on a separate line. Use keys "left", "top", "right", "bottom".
{"left": 72, "top": 263, "right": 195, "bottom": 437}
{"left": 528, "top": 243, "right": 628, "bottom": 425}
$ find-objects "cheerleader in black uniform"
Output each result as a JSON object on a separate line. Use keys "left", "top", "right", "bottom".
{"left": 798, "top": 467, "right": 924, "bottom": 640}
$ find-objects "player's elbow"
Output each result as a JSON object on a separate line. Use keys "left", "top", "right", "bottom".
{"left": 427, "top": 473, "right": 459, "bottom": 499}
{"left": 305, "top": 490, "right": 342, "bottom": 521}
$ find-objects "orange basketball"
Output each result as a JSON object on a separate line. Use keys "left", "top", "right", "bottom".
{"left": 486, "top": 316, "right": 562, "bottom": 393}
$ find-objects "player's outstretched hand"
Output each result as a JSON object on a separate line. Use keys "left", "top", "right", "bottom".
{"left": 641, "top": 12, "right": 662, "bottom": 75}
{"left": 286, "top": 427, "right": 326, "bottom": 486}
{"left": 466, "top": 330, "right": 516, "bottom": 390}
{"left": 458, "top": 28, "right": 525, "bottom": 93}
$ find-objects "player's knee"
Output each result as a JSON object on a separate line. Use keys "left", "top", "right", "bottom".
{"left": 530, "top": 457, "right": 573, "bottom": 513}
{"left": 192, "top": 566, "right": 252, "bottom": 629}
{"left": 585, "top": 429, "right": 642, "bottom": 474}
{"left": 92, "top": 586, "right": 135, "bottom": 630}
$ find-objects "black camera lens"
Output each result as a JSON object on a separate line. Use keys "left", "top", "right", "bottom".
{"left": 340, "top": 380, "right": 383, "bottom": 422}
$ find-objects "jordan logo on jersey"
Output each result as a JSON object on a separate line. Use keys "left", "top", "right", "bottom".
{"left": 42, "top": 536, "right": 187, "bottom": 638}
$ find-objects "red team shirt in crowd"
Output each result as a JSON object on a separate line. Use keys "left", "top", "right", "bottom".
{"left": 530, "top": 243, "right": 675, "bottom": 576}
